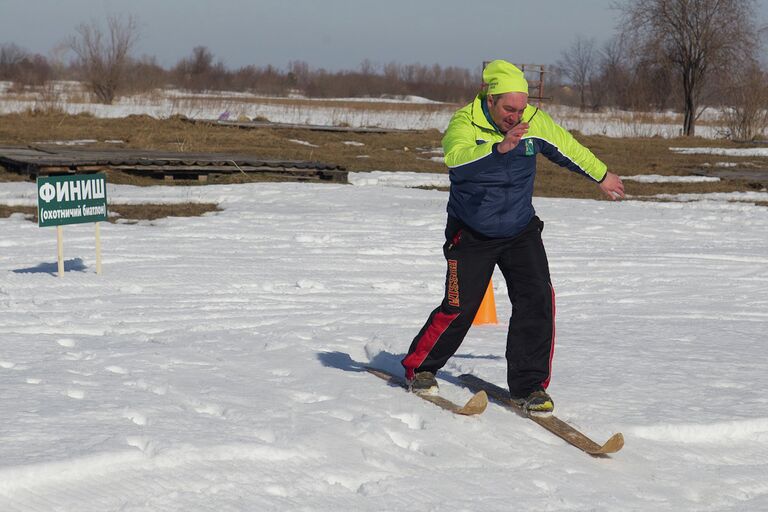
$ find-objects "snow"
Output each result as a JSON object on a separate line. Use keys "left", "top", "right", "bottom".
{"left": 0, "top": 82, "right": 453, "bottom": 131}
{"left": 545, "top": 105, "right": 728, "bottom": 139}
{"left": 703, "top": 162, "right": 739, "bottom": 168}
{"left": 348, "top": 171, "right": 449, "bottom": 188}
{"left": 670, "top": 147, "right": 768, "bottom": 157}
{"left": 651, "top": 191, "right": 768, "bottom": 203}
{"left": 288, "top": 139, "right": 319, "bottom": 148}
{"left": 622, "top": 174, "right": 720, "bottom": 183}
{"left": 1, "top": 175, "right": 768, "bottom": 510}
{"left": 347, "top": 171, "right": 731, "bottom": 187}
{"left": 3, "top": 81, "right": 762, "bottom": 138}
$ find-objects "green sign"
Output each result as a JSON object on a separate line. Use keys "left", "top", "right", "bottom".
{"left": 37, "top": 173, "right": 108, "bottom": 227}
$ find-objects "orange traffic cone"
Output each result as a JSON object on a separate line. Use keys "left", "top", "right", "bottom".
{"left": 472, "top": 279, "right": 498, "bottom": 325}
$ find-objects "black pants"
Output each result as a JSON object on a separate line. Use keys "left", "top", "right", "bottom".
{"left": 402, "top": 216, "right": 555, "bottom": 397}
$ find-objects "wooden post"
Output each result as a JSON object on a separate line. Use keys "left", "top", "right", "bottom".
{"left": 56, "top": 225, "right": 64, "bottom": 277}
{"left": 95, "top": 222, "right": 102, "bottom": 274}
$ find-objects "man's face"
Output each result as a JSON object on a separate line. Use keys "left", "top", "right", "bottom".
{"left": 486, "top": 92, "right": 528, "bottom": 133}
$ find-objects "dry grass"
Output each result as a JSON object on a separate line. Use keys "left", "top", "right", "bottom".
{"left": 1, "top": 112, "right": 767, "bottom": 205}
{"left": 0, "top": 167, "right": 28, "bottom": 182}
{"left": 0, "top": 204, "right": 36, "bottom": 218}
{"left": 0, "top": 111, "right": 448, "bottom": 174}
{"left": 0, "top": 202, "right": 220, "bottom": 223}
{"left": 535, "top": 135, "right": 768, "bottom": 200}
{"left": 109, "top": 203, "right": 220, "bottom": 222}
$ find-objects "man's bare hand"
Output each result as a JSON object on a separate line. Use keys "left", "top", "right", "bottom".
{"left": 599, "top": 171, "right": 625, "bottom": 200}
{"left": 497, "top": 122, "right": 529, "bottom": 153}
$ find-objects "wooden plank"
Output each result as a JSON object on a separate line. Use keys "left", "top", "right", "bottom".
{"left": 110, "top": 165, "right": 348, "bottom": 183}
{"left": 0, "top": 146, "right": 346, "bottom": 182}
{"left": 190, "top": 118, "right": 422, "bottom": 134}
{"left": 107, "top": 165, "right": 338, "bottom": 173}
{"left": 28, "top": 146, "right": 342, "bottom": 167}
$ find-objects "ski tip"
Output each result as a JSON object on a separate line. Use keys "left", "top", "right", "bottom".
{"left": 590, "top": 432, "right": 624, "bottom": 455}
{"left": 457, "top": 390, "right": 488, "bottom": 415}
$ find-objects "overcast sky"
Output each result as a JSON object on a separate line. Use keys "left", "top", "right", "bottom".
{"left": 1, "top": 0, "right": 767, "bottom": 72}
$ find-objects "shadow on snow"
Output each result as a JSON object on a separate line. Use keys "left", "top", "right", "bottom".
{"left": 13, "top": 258, "right": 88, "bottom": 276}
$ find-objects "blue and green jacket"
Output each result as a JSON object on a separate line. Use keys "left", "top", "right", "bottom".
{"left": 443, "top": 95, "right": 607, "bottom": 238}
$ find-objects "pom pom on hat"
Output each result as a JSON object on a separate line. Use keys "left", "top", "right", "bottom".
{"left": 483, "top": 60, "right": 528, "bottom": 95}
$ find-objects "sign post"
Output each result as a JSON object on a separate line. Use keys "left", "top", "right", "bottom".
{"left": 37, "top": 173, "right": 108, "bottom": 277}
{"left": 57, "top": 226, "right": 65, "bottom": 275}
{"left": 95, "top": 222, "right": 102, "bottom": 274}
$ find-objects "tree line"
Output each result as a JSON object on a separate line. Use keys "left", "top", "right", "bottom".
{"left": 1, "top": 0, "right": 766, "bottom": 138}
{"left": 558, "top": 0, "right": 767, "bottom": 138}
{"left": 0, "top": 28, "right": 480, "bottom": 104}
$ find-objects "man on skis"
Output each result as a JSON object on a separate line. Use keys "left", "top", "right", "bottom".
{"left": 402, "top": 60, "right": 624, "bottom": 413}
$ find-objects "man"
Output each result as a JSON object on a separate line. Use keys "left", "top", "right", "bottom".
{"left": 401, "top": 60, "right": 624, "bottom": 413}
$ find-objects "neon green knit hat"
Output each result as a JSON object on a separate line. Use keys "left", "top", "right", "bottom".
{"left": 483, "top": 60, "right": 528, "bottom": 95}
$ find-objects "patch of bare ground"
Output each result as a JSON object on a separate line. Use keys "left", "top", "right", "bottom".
{"left": 0, "top": 204, "right": 36, "bottom": 219}
{"left": 108, "top": 203, "right": 220, "bottom": 222}
{"left": 1, "top": 112, "right": 767, "bottom": 203}
{"left": 0, "top": 167, "right": 28, "bottom": 182}
{"left": 535, "top": 134, "right": 768, "bottom": 201}
{"left": 0, "top": 202, "right": 220, "bottom": 223}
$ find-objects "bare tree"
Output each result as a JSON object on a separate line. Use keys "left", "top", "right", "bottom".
{"left": 173, "top": 46, "right": 228, "bottom": 91}
{"left": 0, "top": 43, "right": 28, "bottom": 78}
{"left": 287, "top": 60, "right": 310, "bottom": 89}
{"left": 722, "top": 61, "right": 768, "bottom": 140}
{"left": 620, "top": 0, "right": 758, "bottom": 136}
{"left": 0, "top": 43, "right": 53, "bottom": 87}
{"left": 68, "top": 15, "right": 138, "bottom": 104}
{"left": 557, "top": 36, "right": 597, "bottom": 111}
{"left": 124, "top": 55, "right": 167, "bottom": 94}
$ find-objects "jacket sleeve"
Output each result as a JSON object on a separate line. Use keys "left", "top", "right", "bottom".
{"left": 533, "top": 110, "right": 608, "bottom": 182}
{"left": 441, "top": 110, "right": 495, "bottom": 168}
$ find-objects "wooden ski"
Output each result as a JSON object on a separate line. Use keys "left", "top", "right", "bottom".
{"left": 459, "top": 374, "right": 624, "bottom": 456}
{"left": 366, "top": 367, "right": 487, "bottom": 416}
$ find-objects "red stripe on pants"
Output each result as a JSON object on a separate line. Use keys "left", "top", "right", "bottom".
{"left": 402, "top": 311, "right": 459, "bottom": 380}
{"left": 541, "top": 284, "right": 556, "bottom": 389}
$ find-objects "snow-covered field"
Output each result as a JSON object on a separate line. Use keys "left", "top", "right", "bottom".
{"left": 670, "top": 146, "right": 768, "bottom": 157}
{"left": 0, "top": 81, "right": 745, "bottom": 138}
{"left": 1, "top": 177, "right": 767, "bottom": 511}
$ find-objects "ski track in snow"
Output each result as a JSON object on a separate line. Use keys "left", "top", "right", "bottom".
{"left": 1, "top": 180, "right": 767, "bottom": 510}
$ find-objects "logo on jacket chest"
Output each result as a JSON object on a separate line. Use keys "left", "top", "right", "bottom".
{"left": 524, "top": 139, "right": 535, "bottom": 156}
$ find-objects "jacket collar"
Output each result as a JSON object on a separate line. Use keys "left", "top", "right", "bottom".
{"left": 471, "top": 94, "right": 498, "bottom": 132}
